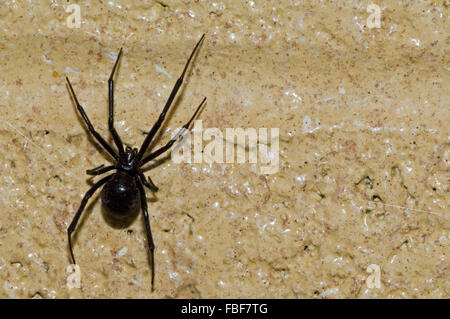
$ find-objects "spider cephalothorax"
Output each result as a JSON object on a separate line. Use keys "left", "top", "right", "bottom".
{"left": 118, "top": 146, "right": 140, "bottom": 173}
{"left": 65, "top": 34, "right": 206, "bottom": 290}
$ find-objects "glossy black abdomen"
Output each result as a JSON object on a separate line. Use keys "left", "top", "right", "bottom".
{"left": 101, "top": 172, "right": 140, "bottom": 219}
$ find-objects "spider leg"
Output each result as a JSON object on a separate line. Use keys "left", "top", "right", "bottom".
{"left": 138, "top": 172, "right": 159, "bottom": 192}
{"left": 136, "top": 180, "right": 155, "bottom": 291}
{"left": 137, "top": 34, "right": 205, "bottom": 159}
{"left": 66, "top": 77, "right": 119, "bottom": 161}
{"left": 108, "top": 48, "right": 125, "bottom": 155}
{"left": 67, "top": 175, "right": 111, "bottom": 264}
{"left": 141, "top": 97, "right": 206, "bottom": 165}
{"left": 86, "top": 164, "right": 116, "bottom": 175}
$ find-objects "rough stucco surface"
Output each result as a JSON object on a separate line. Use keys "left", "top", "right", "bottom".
{"left": 0, "top": 1, "right": 448, "bottom": 298}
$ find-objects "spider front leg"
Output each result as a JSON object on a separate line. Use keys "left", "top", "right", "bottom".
{"left": 68, "top": 175, "right": 111, "bottom": 264}
{"left": 136, "top": 180, "right": 155, "bottom": 291}
{"left": 108, "top": 48, "right": 125, "bottom": 155}
{"left": 137, "top": 34, "right": 205, "bottom": 159}
{"left": 141, "top": 97, "right": 206, "bottom": 165}
{"left": 86, "top": 164, "right": 116, "bottom": 175}
{"left": 139, "top": 172, "right": 159, "bottom": 192}
{"left": 66, "top": 77, "right": 119, "bottom": 161}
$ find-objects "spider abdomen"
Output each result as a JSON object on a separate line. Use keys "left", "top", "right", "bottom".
{"left": 101, "top": 171, "right": 140, "bottom": 219}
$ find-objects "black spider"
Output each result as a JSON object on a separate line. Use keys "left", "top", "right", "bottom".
{"left": 65, "top": 34, "right": 206, "bottom": 290}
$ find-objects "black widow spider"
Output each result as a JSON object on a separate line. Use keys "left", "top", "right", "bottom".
{"left": 65, "top": 34, "right": 206, "bottom": 290}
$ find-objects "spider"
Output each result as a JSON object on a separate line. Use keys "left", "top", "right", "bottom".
{"left": 65, "top": 34, "right": 206, "bottom": 290}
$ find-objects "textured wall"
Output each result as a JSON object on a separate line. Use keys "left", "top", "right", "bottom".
{"left": 0, "top": 0, "right": 448, "bottom": 298}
